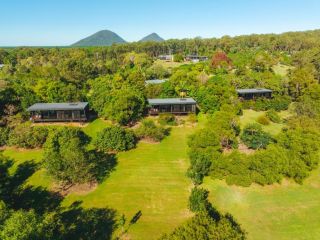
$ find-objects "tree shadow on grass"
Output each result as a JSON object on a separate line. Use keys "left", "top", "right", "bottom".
{"left": 90, "top": 151, "right": 117, "bottom": 183}
{"left": 56, "top": 201, "right": 118, "bottom": 240}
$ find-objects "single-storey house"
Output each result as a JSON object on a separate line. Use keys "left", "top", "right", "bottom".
{"left": 236, "top": 88, "right": 272, "bottom": 100}
{"left": 158, "top": 54, "right": 173, "bottom": 61}
{"left": 148, "top": 98, "right": 197, "bottom": 115}
{"left": 185, "top": 55, "right": 208, "bottom": 62}
{"left": 27, "top": 102, "right": 89, "bottom": 122}
{"left": 145, "top": 79, "right": 168, "bottom": 85}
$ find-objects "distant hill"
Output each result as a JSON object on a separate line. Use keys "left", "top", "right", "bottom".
{"left": 72, "top": 30, "right": 126, "bottom": 46}
{"left": 139, "top": 33, "right": 164, "bottom": 42}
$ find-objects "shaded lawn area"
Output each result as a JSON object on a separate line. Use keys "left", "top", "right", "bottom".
{"left": 62, "top": 126, "right": 194, "bottom": 239}
{"left": 240, "top": 109, "right": 289, "bottom": 135}
{"left": 2, "top": 148, "right": 53, "bottom": 189}
{"left": 202, "top": 166, "right": 320, "bottom": 240}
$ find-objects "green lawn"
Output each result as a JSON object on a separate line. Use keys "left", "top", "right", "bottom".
{"left": 83, "top": 118, "right": 111, "bottom": 140}
{"left": 240, "top": 109, "right": 289, "bottom": 135}
{"left": 2, "top": 120, "right": 196, "bottom": 239}
{"left": 272, "top": 63, "right": 294, "bottom": 77}
{"left": 3, "top": 115, "right": 320, "bottom": 240}
{"left": 63, "top": 125, "right": 194, "bottom": 239}
{"left": 202, "top": 166, "right": 320, "bottom": 240}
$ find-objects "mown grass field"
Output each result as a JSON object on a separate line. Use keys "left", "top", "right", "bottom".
{"left": 240, "top": 109, "right": 290, "bottom": 135}
{"left": 203, "top": 167, "right": 320, "bottom": 240}
{"left": 2, "top": 112, "right": 320, "bottom": 239}
{"left": 2, "top": 119, "right": 196, "bottom": 239}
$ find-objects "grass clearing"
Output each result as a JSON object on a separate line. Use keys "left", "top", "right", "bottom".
{"left": 240, "top": 109, "right": 288, "bottom": 135}
{"left": 203, "top": 166, "right": 320, "bottom": 240}
{"left": 272, "top": 63, "right": 294, "bottom": 76}
{"left": 62, "top": 125, "right": 195, "bottom": 239}
{"left": 2, "top": 119, "right": 197, "bottom": 239}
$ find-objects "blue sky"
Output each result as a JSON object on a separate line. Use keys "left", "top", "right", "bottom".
{"left": 0, "top": 0, "right": 319, "bottom": 46}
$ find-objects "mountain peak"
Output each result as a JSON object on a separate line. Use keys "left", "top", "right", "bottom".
{"left": 139, "top": 33, "right": 164, "bottom": 42}
{"left": 72, "top": 30, "right": 126, "bottom": 47}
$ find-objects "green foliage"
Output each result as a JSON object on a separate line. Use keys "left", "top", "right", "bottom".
{"left": 0, "top": 127, "right": 9, "bottom": 146}
{"left": 242, "top": 95, "right": 291, "bottom": 111}
{"left": 241, "top": 124, "right": 273, "bottom": 149}
{"left": 209, "top": 106, "right": 240, "bottom": 148}
{"left": 135, "top": 119, "right": 169, "bottom": 142}
{"left": 188, "top": 187, "right": 209, "bottom": 212}
{"left": 160, "top": 211, "right": 246, "bottom": 240}
{"left": 8, "top": 123, "right": 49, "bottom": 148}
{"left": 211, "top": 125, "right": 320, "bottom": 186}
{"left": 94, "top": 126, "right": 136, "bottom": 152}
{"left": 43, "top": 127, "right": 95, "bottom": 185}
{"left": 266, "top": 109, "right": 281, "bottom": 123}
{"left": 0, "top": 210, "right": 41, "bottom": 240}
{"left": 89, "top": 76, "right": 146, "bottom": 125}
{"left": 196, "top": 76, "right": 237, "bottom": 114}
{"left": 173, "top": 54, "right": 184, "bottom": 62}
{"left": 158, "top": 113, "right": 177, "bottom": 126}
{"left": 257, "top": 115, "right": 270, "bottom": 125}
{"left": 187, "top": 128, "right": 221, "bottom": 184}
{"left": 187, "top": 113, "right": 197, "bottom": 123}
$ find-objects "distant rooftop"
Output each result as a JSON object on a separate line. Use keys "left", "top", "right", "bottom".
{"left": 27, "top": 102, "right": 89, "bottom": 111}
{"left": 145, "top": 79, "right": 168, "bottom": 85}
{"left": 236, "top": 88, "right": 272, "bottom": 94}
{"left": 148, "top": 98, "right": 196, "bottom": 105}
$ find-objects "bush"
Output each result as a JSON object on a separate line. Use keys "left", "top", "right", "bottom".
{"left": 266, "top": 109, "right": 281, "bottom": 123}
{"left": 158, "top": 113, "right": 176, "bottom": 126}
{"left": 257, "top": 115, "right": 270, "bottom": 125}
{"left": 8, "top": 123, "right": 49, "bottom": 148}
{"left": 242, "top": 95, "right": 291, "bottom": 111}
{"left": 0, "top": 127, "right": 9, "bottom": 146}
{"left": 135, "top": 119, "right": 169, "bottom": 142}
{"left": 94, "top": 126, "right": 136, "bottom": 152}
{"left": 188, "top": 187, "right": 209, "bottom": 212}
{"left": 187, "top": 113, "right": 197, "bottom": 123}
{"left": 240, "top": 123, "right": 273, "bottom": 149}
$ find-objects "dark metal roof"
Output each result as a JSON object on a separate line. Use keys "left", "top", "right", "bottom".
{"left": 27, "top": 102, "right": 88, "bottom": 111}
{"left": 145, "top": 79, "right": 168, "bottom": 85}
{"left": 236, "top": 88, "right": 273, "bottom": 94}
{"left": 148, "top": 98, "right": 196, "bottom": 105}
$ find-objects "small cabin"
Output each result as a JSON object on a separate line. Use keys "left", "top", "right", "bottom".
{"left": 148, "top": 98, "right": 197, "bottom": 115}
{"left": 145, "top": 79, "right": 168, "bottom": 85}
{"left": 236, "top": 88, "right": 272, "bottom": 100}
{"left": 185, "top": 55, "right": 208, "bottom": 62}
{"left": 158, "top": 54, "right": 173, "bottom": 61}
{"left": 27, "top": 102, "right": 89, "bottom": 122}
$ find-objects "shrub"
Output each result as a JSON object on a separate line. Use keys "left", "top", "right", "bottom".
{"left": 257, "top": 114, "right": 270, "bottom": 125}
{"left": 188, "top": 187, "right": 210, "bottom": 212}
{"left": 242, "top": 95, "right": 291, "bottom": 111}
{"left": 266, "top": 109, "right": 281, "bottom": 123}
{"left": 158, "top": 113, "right": 176, "bottom": 126}
{"left": 187, "top": 113, "right": 197, "bottom": 123}
{"left": 135, "top": 119, "right": 169, "bottom": 142}
{"left": 8, "top": 123, "right": 49, "bottom": 148}
{"left": 240, "top": 123, "right": 273, "bottom": 149}
{"left": 94, "top": 126, "right": 136, "bottom": 152}
{"left": 0, "top": 127, "right": 9, "bottom": 146}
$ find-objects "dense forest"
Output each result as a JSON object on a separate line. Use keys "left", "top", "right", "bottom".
{"left": 0, "top": 29, "right": 320, "bottom": 239}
